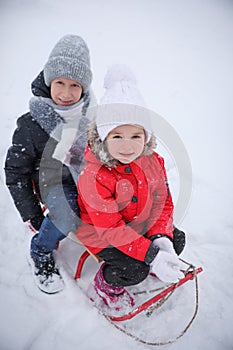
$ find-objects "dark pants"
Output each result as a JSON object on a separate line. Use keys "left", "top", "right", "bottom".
{"left": 98, "top": 227, "right": 186, "bottom": 287}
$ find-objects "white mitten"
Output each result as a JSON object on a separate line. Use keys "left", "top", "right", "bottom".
{"left": 153, "top": 237, "right": 175, "bottom": 254}
{"left": 150, "top": 250, "right": 184, "bottom": 284}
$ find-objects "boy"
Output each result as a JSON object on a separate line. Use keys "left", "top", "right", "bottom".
{"left": 5, "top": 34, "right": 94, "bottom": 294}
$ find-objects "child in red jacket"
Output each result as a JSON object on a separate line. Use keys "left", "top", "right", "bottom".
{"left": 76, "top": 64, "right": 185, "bottom": 312}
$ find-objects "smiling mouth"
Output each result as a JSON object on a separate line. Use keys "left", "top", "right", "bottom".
{"left": 59, "top": 99, "right": 73, "bottom": 105}
{"left": 119, "top": 153, "right": 134, "bottom": 157}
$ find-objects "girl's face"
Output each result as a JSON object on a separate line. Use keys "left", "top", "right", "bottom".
{"left": 50, "top": 77, "right": 82, "bottom": 106}
{"left": 106, "top": 124, "right": 146, "bottom": 164}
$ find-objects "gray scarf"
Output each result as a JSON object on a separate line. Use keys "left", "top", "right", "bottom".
{"left": 29, "top": 90, "right": 96, "bottom": 180}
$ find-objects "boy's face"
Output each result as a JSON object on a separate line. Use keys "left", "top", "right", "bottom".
{"left": 50, "top": 77, "right": 82, "bottom": 106}
{"left": 106, "top": 124, "right": 146, "bottom": 164}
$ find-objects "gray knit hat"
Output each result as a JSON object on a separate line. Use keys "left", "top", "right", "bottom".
{"left": 43, "top": 34, "right": 92, "bottom": 92}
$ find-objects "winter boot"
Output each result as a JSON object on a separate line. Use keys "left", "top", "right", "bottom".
{"left": 93, "top": 263, "right": 135, "bottom": 312}
{"left": 28, "top": 253, "right": 64, "bottom": 294}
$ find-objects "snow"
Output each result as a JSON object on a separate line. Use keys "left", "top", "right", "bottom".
{"left": 1, "top": 0, "right": 233, "bottom": 349}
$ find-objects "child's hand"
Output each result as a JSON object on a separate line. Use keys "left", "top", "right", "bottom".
{"left": 28, "top": 215, "right": 44, "bottom": 232}
{"left": 150, "top": 250, "right": 184, "bottom": 284}
{"left": 153, "top": 236, "right": 175, "bottom": 254}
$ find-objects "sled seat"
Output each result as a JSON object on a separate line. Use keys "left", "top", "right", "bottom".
{"left": 68, "top": 232, "right": 102, "bottom": 280}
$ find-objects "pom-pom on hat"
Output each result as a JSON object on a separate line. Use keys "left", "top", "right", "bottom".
{"left": 43, "top": 34, "right": 92, "bottom": 92}
{"left": 96, "top": 64, "right": 152, "bottom": 142}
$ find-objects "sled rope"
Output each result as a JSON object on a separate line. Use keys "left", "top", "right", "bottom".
{"left": 104, "top": 259, "right": 200, "bottom": 346}
{"left": 144, "top": 259, "right": 196, "bottom": 316}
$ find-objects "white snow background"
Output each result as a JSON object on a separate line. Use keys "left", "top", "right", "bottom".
{"left": 1, "top": 0, "right": 233, "bottom": 349}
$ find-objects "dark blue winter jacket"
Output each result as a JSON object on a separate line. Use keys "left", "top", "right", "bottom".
{"left": 4, "top": 71, "right": 90, "bottom": 222}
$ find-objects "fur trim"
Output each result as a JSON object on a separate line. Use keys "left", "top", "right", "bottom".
{"left": 87, "top": 120, "right": 156, "bottom": 168}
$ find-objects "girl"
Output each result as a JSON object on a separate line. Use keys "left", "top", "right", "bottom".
{"left": 76, "top": 65, "right": 185, "bottom": 311}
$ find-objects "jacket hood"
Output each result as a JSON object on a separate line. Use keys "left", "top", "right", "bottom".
{"left": 31, "top": 71, "right": 51, "bottom": 98}
{"left": 87, "top": 120, "right": 156, "bottom": 168}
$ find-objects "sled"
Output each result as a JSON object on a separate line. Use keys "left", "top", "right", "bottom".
{"left": 102, "top": 264, "right": 203, "bottom": 346}
{"left": 108, "top": 266, "right": 203, "bottom": 322}
{"left": 71, "top": 234, "right": 203, "bottom": 345}
{"left": 72, "top": 235, "right": 203, "bottom": 317}
{"left": 72, "top": 237, "right": 203, "bottom": 319}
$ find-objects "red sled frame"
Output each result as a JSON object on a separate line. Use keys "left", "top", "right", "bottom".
{"left": 109, "top": 267, "right": 203, "bottom": 322}
{"left": 74, "top": 249, "right": 203, "bottom": 322}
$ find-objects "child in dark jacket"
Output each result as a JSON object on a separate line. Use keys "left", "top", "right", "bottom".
{"left": 76, "top": 64, "right": 185, "bottom": 312}
{"left": 5, "top": 34, "right": 95, "bottom": 294}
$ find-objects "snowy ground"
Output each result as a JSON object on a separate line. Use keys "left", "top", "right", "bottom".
{"left": 1, "top": 0, "right": 233, "bottom": 349}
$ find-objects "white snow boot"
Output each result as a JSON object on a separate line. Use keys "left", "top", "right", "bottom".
{"left": 28, "top": 253, "right": 64, "bottom": 294}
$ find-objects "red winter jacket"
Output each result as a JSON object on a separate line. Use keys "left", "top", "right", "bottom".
{"left": 76, "top": 147, "right": 174, "bottom": 263}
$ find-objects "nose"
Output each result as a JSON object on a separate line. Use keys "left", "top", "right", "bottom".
{"left": 121, "top": 139, "right": 133, "bottom": 151}
{"left": 61, "top": 86, "right": 72, "bottom": 99}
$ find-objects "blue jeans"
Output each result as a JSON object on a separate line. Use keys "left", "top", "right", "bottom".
{"left": 30, "top": 184, "right": 80, "bottom": 262}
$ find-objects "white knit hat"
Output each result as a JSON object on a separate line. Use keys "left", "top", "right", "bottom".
{"left": 96, "top": 64, "right": 152, "bottom": 142}
{"left": 44, "top": 34, "right": 92, "bottom": 92}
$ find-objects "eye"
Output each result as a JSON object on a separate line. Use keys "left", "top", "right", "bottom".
{"left": 111, "top": 135, "right": 122, "bottom": 139}
{"left": 132, "top": 134, "right": 143, "bottom": 139}
{"left": 72, "top": 83, "right": 82, "bottom": 88}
